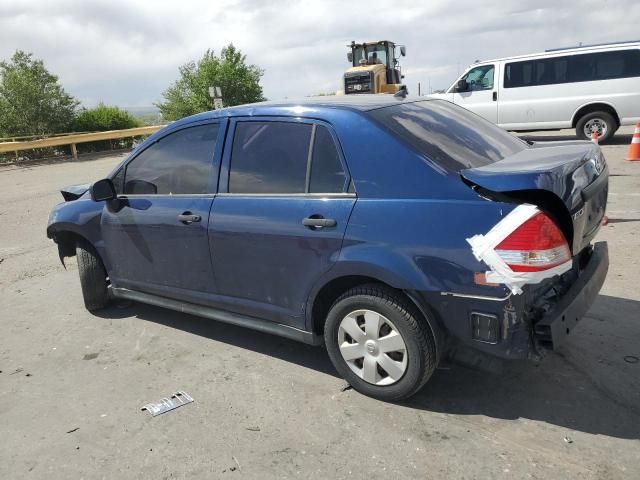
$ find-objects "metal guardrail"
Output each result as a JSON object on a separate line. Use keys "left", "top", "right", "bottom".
{"left": 0, "top": 125, "right": 164, "bottom": 160}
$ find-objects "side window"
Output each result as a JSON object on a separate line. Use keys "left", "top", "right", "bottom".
{"left": 229, "top": 122, "right": 312, "bottom": 194}
{"left": 505, "top": 61, "right": 534, "bottom": 88}
{"left": 535, "top": 57, "right": 568, "bottom": 85}
{"left": 309, "top": 126, "right": 346, "bottom": 193}
{"left": 594, "top": 50, "right": 640, "bottom": 80}
{"left": 124, "top": 124, "right": 219, "bottom": 195}
{"left": 112, "top": 168, "right": 124, "bottom": 194}
{"left": 461, "top": 65, "right": 494, "bottom": 91}
{"left": 506, "top": 50, "right": 640, "bottom": 88}
{"left": 567, "top": 54, "right": 595, "bottom": 83}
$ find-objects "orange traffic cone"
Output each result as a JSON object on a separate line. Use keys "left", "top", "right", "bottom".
{"left": 626, "top": 122, "right": 640, "bottom": 161}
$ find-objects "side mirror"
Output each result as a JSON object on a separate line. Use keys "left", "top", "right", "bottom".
{"left": 456, "top": 79, "right": 469, "bottom": 92}
{"left": 347, "top": 52, "right": 353, "bottom": 63}
{"left": 90, "top": 178, "right": 116, "bottom": 202}
{"left": 400, "top": 46, "right": 406, "bottom": 57}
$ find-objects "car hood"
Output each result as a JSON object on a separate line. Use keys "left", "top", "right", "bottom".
{"left": 60, "top": 183, "right": 90, "bottom": 201}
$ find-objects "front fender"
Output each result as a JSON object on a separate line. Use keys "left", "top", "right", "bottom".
{"left": 47, "top": 199, "right": 107, "bottom": 267}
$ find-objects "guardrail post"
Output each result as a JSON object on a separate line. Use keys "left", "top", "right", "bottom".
{"left": 71, "top": 143, "right": 78, "bottom": 161}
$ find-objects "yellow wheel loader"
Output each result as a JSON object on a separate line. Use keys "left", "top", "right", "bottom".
{"left": 342, "top": 40, "right": 406, "bottom": 95}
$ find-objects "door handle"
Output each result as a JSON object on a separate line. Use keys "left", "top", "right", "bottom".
{"left": 492, "top": 91, "right": 497, "bottom": 101}
{"left": 302, "top": 216, "right": 337, "bottom": 229}
{"left": 178, "top": 212, "right": 202, "bottom": 224}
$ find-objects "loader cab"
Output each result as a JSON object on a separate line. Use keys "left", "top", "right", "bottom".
{"left": 344, "top": 40, "right": 406, "bottom": 94}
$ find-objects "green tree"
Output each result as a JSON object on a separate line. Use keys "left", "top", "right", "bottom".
{"left": 73, "top": 103, "right": 142, "bottom": 154}
{"left": 74, "top": 103, "right": 141, "bottom": 132}
{"left": 0, "top": 50, "right": 78, "bottom": 137}
{"left": 156, "top": 44, "right": 266, "bottom": 121}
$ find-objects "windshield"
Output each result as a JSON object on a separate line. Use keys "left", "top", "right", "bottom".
{"left": 353, "top": 44, "right": 388, "bottom": 66}
{"left": 367, "top": 100, "right": 526, "bottom": 171}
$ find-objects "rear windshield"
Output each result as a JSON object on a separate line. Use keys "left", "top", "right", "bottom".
{"left": 367, "top": 100, "right": 526, "bottom": 171}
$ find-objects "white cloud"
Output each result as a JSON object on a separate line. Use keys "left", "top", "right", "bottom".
{"left": 1, "top": 0, "right": 638, "bottom": 106}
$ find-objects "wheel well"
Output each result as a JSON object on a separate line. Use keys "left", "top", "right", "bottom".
{"left": 572, "top": 103, "right": 620, "bottom": 128}
{"left": 51, "top": 231, "right": 94, "bottom": 264}
{"left": 311, "top": 276, "right": 424, "bottom": 335}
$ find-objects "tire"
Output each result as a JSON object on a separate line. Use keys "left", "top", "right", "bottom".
{"left": 324, "top": 284, "right": 438, "bottom": 401}
{"left": 576, "top": 111, "right": 616, "bottom": 143}
{"left": 76, "top": 239, "right": 109, "bottom": 311}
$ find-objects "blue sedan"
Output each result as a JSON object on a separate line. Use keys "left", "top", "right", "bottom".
{"left": 47, "top": 95, "right": 609, "bottom": 400}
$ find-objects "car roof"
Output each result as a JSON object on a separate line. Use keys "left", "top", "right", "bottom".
{"left": 173, "top": 95, "right": 431, "bottom": 125}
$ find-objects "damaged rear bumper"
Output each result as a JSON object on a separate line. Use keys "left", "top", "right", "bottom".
{"left": 532, "top": 241, "right": 608, "bottom": 353}
{"left": 426, "top": 242, "right": 608, "bottom": 361}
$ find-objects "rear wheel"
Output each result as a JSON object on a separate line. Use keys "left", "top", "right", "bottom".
{"left": 324, "top": 284, "right": 437, "bottom": 401}
{"left": 576, "top": 111, "right": 616, "bottom": 143}
{"left": 76, "top": 239, "right": 109, "bottom": 311}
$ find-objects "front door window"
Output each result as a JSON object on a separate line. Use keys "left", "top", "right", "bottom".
{"left": 459, "top": 65, "right": 495, "bottom": 91}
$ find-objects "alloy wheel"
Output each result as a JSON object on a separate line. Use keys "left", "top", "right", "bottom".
{"left": 584, "top": 118, "right": 608, "bottom": 139}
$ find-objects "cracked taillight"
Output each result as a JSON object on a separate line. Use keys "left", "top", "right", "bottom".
{"left": 495, "top": 212, "right": 571, "bottom": 272}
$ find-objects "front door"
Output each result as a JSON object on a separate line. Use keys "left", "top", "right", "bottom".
{"left": 209, "top": 119, "right": 356, "bottom": 328}
{"left": 102, "top": 122, "right": 223, "bottom": 297}
{"left": 452, "top": 64, "right": 498, "bottom": 123}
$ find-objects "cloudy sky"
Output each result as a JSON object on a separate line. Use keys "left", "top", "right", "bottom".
{"left": 1, "top": 0, "right": 638, "bottom": 107}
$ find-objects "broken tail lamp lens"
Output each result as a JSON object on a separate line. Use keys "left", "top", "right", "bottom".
{"left": 495, "top": 212, "right": 571, "bottom": 272}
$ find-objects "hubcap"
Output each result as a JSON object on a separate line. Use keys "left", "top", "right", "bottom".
{"left": 338, "top": 309, "right": 408, "bottom": 386}
{"left": 584, "top": 118, "right": 608, "bottom": 139}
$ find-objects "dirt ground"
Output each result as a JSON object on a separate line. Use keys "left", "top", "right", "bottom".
{"left": 1, "top": 128, "right": 639, "bottom": 479}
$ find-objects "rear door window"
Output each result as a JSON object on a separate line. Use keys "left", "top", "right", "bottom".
{"left": 309, "top": 126, "right": 346, "bottom": 193}
{"left": 228, "top": 121, "right": 348, "bottom": 194}
{"left": 124, "top": 124, "right": 219, "bottom": 195}
{"left": 229, "top": 122, "right": 312, "bottom": 194}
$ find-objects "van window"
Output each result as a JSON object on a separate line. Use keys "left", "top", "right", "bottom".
{"left": 368, "top": 100, "right": 526, "bottom": 171}
{"left": 229, "top": 122, "right": 312, "bottom": 194}
{"left": 459, "top": 65, "right": 494, "bottom": 91}
{"left": 505, "top": 49, "right": 640, "bottom": 88}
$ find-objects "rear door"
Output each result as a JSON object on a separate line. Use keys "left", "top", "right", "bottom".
{"left": 452, "top": 63, "right": 499, "bottom": 123}
{"left": 102, "top": 121, "right": 223, "bottom": 297}
{"left": 208, "top": 118, "right": 355, "bottom": 328}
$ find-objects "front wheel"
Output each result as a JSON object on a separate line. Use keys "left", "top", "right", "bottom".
{"left": 324, "top": 284, "right": 438, "bottom": 401}
{"left": 576, "top": 111, "right": 616, "bottom": 143}
{"left": 76, "top": 239, "right": 109, "bottom": 311}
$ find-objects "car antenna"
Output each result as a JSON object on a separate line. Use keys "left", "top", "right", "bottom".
{"left": 394, "top": 85, "right": 408, "bottom": 98}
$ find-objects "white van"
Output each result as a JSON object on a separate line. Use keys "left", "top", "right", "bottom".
{"left": 429, "top": 41, "right": 640, "bottom": 142}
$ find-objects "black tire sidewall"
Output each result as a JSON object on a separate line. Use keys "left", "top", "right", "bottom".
{"left": 576, "top": 111, "right": 616, "bottom": 142}
{"left": 76, "top": 240, "right": 109, "bottom": 310}
{"left": 324, "top": 293, "right": 431, "bottom": 401}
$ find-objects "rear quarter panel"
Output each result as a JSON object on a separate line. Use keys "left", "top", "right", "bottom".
{"left": 305, "top": 109, "right": 516, "bottom": 327}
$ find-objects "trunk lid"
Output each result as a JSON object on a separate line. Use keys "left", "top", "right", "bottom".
{"left": 461, "top": 141, "right": 608, "bottom": 254}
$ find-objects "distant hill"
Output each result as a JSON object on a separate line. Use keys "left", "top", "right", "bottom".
{"left": 122, "top": 106, "right": 163, "bottom": 126}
